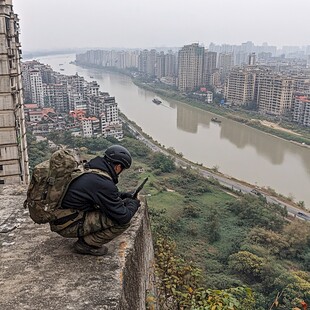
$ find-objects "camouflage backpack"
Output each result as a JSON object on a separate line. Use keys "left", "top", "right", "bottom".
{"left": 24, "top": 148, "right": 110, "bottom": 224}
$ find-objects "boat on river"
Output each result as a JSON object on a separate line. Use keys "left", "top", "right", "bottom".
{"left": 211, "top": 117, "right": 221, "bottom": 123}
{"left": 152, "top": 98, "right": 162, "bottom": 104}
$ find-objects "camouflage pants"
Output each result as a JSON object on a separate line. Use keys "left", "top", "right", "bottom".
{"left": 50, "top": 209, "right": 130, "bottom": 248}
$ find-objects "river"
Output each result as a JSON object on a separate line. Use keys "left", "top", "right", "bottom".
{"left": 36, "top": 54, "right": 310, "bottom": 208}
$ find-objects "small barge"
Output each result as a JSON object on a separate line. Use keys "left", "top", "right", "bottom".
{"left": 152, "top": 98, "right": 162, "bottom": 104}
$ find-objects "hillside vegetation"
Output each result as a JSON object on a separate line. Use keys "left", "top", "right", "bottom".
{"left": 28, "top": 132, "right": 310, "bottom": 309}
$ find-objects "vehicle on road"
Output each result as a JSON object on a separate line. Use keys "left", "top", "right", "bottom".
{"left": 297, "top": 212, "right": 310, "bottom": 220}
{"left": 251, "top": 188, "right": 263, "bottom": 196}
{"left": 152, "top": 98, "right": 162, "bottom": 104}
{"left": 211, "top": 117, "right": 221, "bottom": 123}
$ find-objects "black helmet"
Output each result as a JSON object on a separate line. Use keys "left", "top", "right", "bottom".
{"left": 104, "top": 145, "right": 132, "bottom": 169}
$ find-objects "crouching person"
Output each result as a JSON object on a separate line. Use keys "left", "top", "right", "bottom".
{"left": 50, "top": 145, "right": 140, "bottom": 256}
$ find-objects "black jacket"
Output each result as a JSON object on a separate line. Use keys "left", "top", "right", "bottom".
{"left": 61, "top": 156, "right": 139, "bottom": 225}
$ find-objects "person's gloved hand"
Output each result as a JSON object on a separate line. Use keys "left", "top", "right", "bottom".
{"left": 130, "top": 198, "right": 141, "bottom": 209}
{"left": 120, "top": 191, "right": 135, "bottom": 199}
{"left": 123, "top": 197, "right": 141, "bottom": 211}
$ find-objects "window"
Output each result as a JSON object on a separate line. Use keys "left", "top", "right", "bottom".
{"left": 0, "top": 165, "right": 3, "bottom": 171}
{"left": 0, "top": 180, "right": 5, "bottom": 184}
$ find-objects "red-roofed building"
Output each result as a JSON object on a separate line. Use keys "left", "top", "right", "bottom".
{"left": 24, "top": 103, "right": 39, "bottom": 110}
{"left": 42, "top": 108, "right": 56, "bottom": 117}
{"left": 70, "top": 109, "right": 86, "bottom": 120}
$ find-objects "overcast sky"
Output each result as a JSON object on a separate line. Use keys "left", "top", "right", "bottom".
{"left": 13, "top": 0, "right": 310, "bottom": 51}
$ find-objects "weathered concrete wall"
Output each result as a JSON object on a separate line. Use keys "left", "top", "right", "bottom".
{"left": 0, "top": 185, "right": 155, "bottom": 309}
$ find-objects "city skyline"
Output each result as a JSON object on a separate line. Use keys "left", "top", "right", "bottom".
{"left": 14, "top": 0, "right": 310, "bottom": 52}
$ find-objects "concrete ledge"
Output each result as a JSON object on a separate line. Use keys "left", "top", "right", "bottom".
{"left": 0, "top": 186, "right": 154, "bottom": 310}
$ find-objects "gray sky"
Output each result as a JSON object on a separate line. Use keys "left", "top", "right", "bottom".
{"left": 13, "top": 0, "right": 310, "bottom": 51}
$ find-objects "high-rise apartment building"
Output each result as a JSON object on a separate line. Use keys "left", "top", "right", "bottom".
{"left": 218, "top": 53, "right": 234, "bottom": 83}
{"left": 257, "top": 73, "right": 294, "bottom": 115}
{"left": 21, "top": 60, "right": 48, "bottom": 106}
{"left": 204, "top": 51, "right": 217, "bottom": 85}
{"left": 224, "top": 67, "right": 257, "bottom": 106}
{"left": 43, "top": 83, "right": 69, "bottom": 113}
{"left": 146, "top": 49, "right": 156, "bottom": 76}
{"left": 234, "top": 51, "right": 248, "bottom": 66}
{"left": 248, "top": 53, "right": 257, "bottom": 66}
{"left": 29, "top": 70, "right": 44, "bottom": 106}
{"left": 178, "top": 43, "right": 204, "bottom": 92}
{"left": 76, "top": 49, "right": 140, "bottom": 70}
{"left": 138, "top": 49, "right": 148, "bottom": 73}
{"left": 293, "top": 95, "right": 310, "bottom": 126}
{"left": 209, "top": 41, "right": 277, "bottom": 57}
{"left": 0, "top": 0, "right": 29, "bottom": 185}
{"left": 164, "top": 51, "right": 177, "bottom": 77}
{"left": 155, "top": 52, "right": 165, "bottom": 79}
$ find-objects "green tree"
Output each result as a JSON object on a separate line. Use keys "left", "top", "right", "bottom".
{"left": 151, "top": 153, "right": 175, "bottom": 173}
{"left": 273, "top": 271, "right": 310, "bottom": 309}
{"left": 183, "top": 205, "right": 202, "bottom": 218}
{"left": 154, "top": 237, "right": 254, "bottom": 309}
{"left": 167, "top": 169, "right": 212, "bottom": 196}
{"left": 227, "top": 195, "right": 286, "bottom": 231}
{"left": 27, "top": 139, "right": 51, "bottom": 173}
{"left": 206, "top": 206, "right": 221, "bottom": 243}
{"left": 121, "top": 138, "right": 152, "bottom": 159}
{"left": 283, "top": 221, "right": 310, "bottom": 258}
{"left": 245, "top": 227, "right": 290, "bottom": 257}
{"left": 228, "top": 251, "right": 265, "bottom": 282}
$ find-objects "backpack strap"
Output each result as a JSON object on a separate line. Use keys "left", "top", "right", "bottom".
{"left": 86, "top": 168, "right": 112, "bottom": 180}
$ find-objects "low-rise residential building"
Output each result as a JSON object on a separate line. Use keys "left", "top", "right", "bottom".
{"left": 104, "top": 122, "right": 123, "bottom": 140}
{"left": 82, "top": 117, "right": 98, "bottom": 137}
{"left": 28, "top": 110, "right": 43, "bottom": 123}
{"left": 205, "top": 91, "right": 213, "bottom": 103}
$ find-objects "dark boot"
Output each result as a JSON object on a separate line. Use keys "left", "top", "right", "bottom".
{"left": 73, "top": 238, "right": 108, "bottom": 256}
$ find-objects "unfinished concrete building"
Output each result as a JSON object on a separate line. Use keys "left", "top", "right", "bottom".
{"left": 0, "top": 0, "right": 29, "bottom": 185}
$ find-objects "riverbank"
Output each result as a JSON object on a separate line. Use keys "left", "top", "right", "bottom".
{"left": 132, "top": 79, "right": 310, "bottom": 147}
{"left": 70, "top": 58, "right": 310, "bottom": 200}
{"left": 121, "top": 112, "right": 310, "bottom": 212}
{"left": 74, "top": 61, "right": 310, "bottom": 146}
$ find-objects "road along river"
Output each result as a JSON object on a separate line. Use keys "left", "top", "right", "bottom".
{"left": 37, "top": 54, "right": 310, "bottom": 208}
